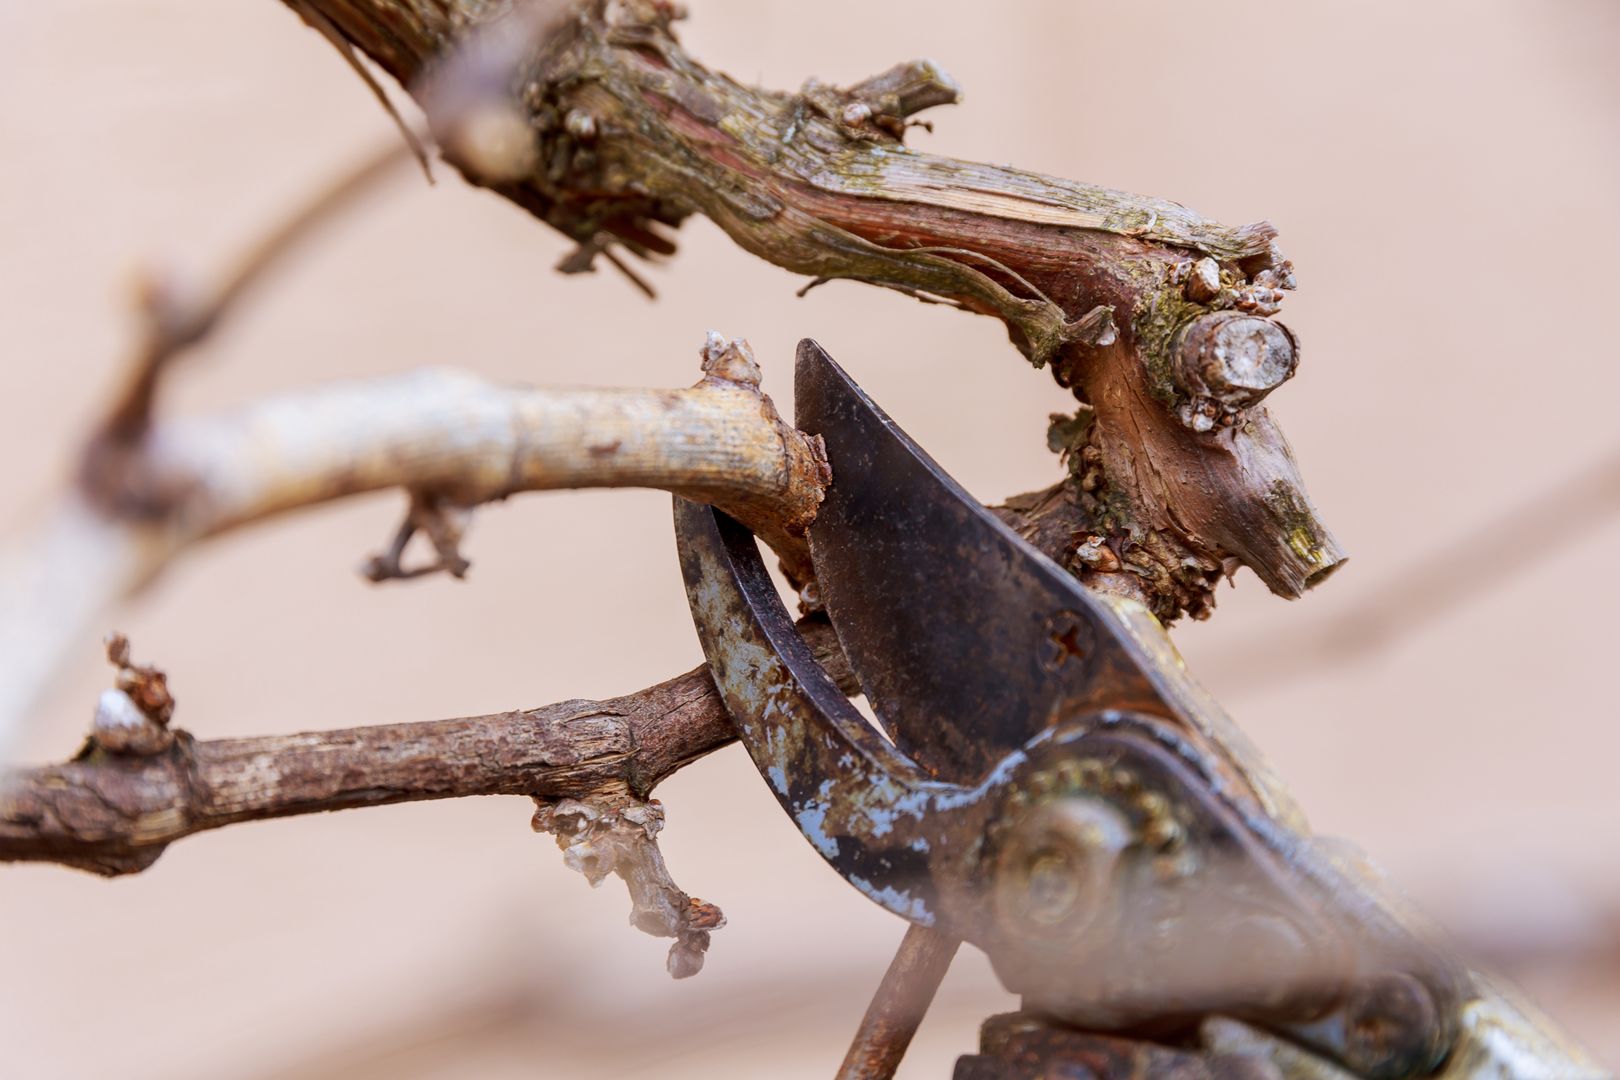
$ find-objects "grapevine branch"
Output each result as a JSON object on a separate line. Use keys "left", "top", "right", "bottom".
{"left": 0, "top": 620, "right": 851, "bottom": 975}
{"left": 0, "top": 332, "right": 828, "bottom": 751}
{"left": 291, "top": 0, "right": 1345, "bottom": 622}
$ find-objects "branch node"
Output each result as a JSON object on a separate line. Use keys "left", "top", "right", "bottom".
{"left": 532, "top": 789, "right": 725, "bottom": 979}
{"left": 361, "top": 491, "right": 474, "bottom": 583}
{"left": 1184, "top": 257, "right": 1222, "bottom": 304}
{"left": 1072, "top": 535, "right": 1122, "bottom": 574}
{"left": 787, "top": 57, "right": 960, "bottom": 145}
{"left": 698, "top": 330, "right": 762, "bottom": 389}
{"left": 1071, "top": 304, "right": 1118, "bottom": 349}
{"left": 84, "top": 266, "right": 205, "bottom": 463}
{"left": 845, "top": 59, "right": 962, "bottom": 139}
{"left": 1172, "top": 312, "right": 1299, "bottom": 431}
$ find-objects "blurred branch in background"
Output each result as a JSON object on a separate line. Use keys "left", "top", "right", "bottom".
{"left": 231, "top": 901, "right": 1620, "bottom": 1080}
{"left": 0, "top": 7, "right": 649, "bottom": 757}
{"left": 93, "top": 138, "right": 419, "bottom": 449}
{"left": 1206, "top": 446, "right": 1620, "bottom": 692}
{"left": 0, "top": 346, "right": 827, "bottom": 758}
{"left": 239, "top": 939, "right": 1003, "bottom": 1080}
{"left": 0, "top": 138, "right": 419, "bottom": 756}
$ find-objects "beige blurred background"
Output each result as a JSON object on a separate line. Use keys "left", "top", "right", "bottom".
{"left": 3, "top": 1, "right": 1618, "bottom": 1076}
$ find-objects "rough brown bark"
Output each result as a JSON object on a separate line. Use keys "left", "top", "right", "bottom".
{"left": 285, "top": 0, "right": 1344, "bottom": 620}
{"left": 0, "top": 668, "right": 712, "bottom": 877}
{"left": 0, "top": 622, "right": 847, "bottom": 877}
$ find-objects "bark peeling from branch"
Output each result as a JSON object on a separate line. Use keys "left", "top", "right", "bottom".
{"left": 289, "top": 0, "right": 1345, "bottom": 620}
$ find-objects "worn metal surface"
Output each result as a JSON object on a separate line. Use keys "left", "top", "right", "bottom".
{"left": 675, "top": 495, "right": 953, "bottom": 924}
{"left": 675, "top": 495, "right": 1476, "bottom": 1076}
{"left": 955, "top": 1013, "right": 1278, "bottom": 1080}
{"left": 673, "top": 344, "right": 1603, "bottom": 1078}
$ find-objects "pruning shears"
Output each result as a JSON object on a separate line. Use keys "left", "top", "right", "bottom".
{"left": 673, "top": 341, "right": 1601, "bottom": 1079}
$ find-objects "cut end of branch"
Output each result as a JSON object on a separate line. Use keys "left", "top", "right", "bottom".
{"left": 1256, "top": 478, "right": 1349, "bottom": 598}
{"left": 1172, "top": 312, "right": 1298, "bottom": 431}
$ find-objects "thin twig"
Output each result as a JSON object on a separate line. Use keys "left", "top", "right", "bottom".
{"left": 95, "top": 137, "right": 417, "bottom": 445}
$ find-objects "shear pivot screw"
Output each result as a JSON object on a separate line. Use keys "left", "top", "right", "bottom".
{"left": 994, "top": 797, "right": 1131, "bottom": 938}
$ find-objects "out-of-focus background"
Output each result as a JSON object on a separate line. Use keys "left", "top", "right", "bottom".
{"left": 2, "top": 2, "right": 1617, "bottom": 1076}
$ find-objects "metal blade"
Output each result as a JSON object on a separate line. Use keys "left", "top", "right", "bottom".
{"left": 796, "top": 339, "right": 1169, "bottom": 783}
{"left": 673, "top": 496, "right": 955, "bottom": 925}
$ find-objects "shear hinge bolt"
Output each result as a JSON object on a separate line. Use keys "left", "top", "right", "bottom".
{"left": 1339, "top": 973, "right": 1444, "bottom": 1076}
{"left": 994, "top": 796, "right": 1132, "bottom": 935}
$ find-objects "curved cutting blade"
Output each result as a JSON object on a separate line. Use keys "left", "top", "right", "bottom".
{"left": 796, "top": 339, "right": 1177, "bottom": 784}
{"left": 673, "top": 496, "right": 956, "bottom": 925}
